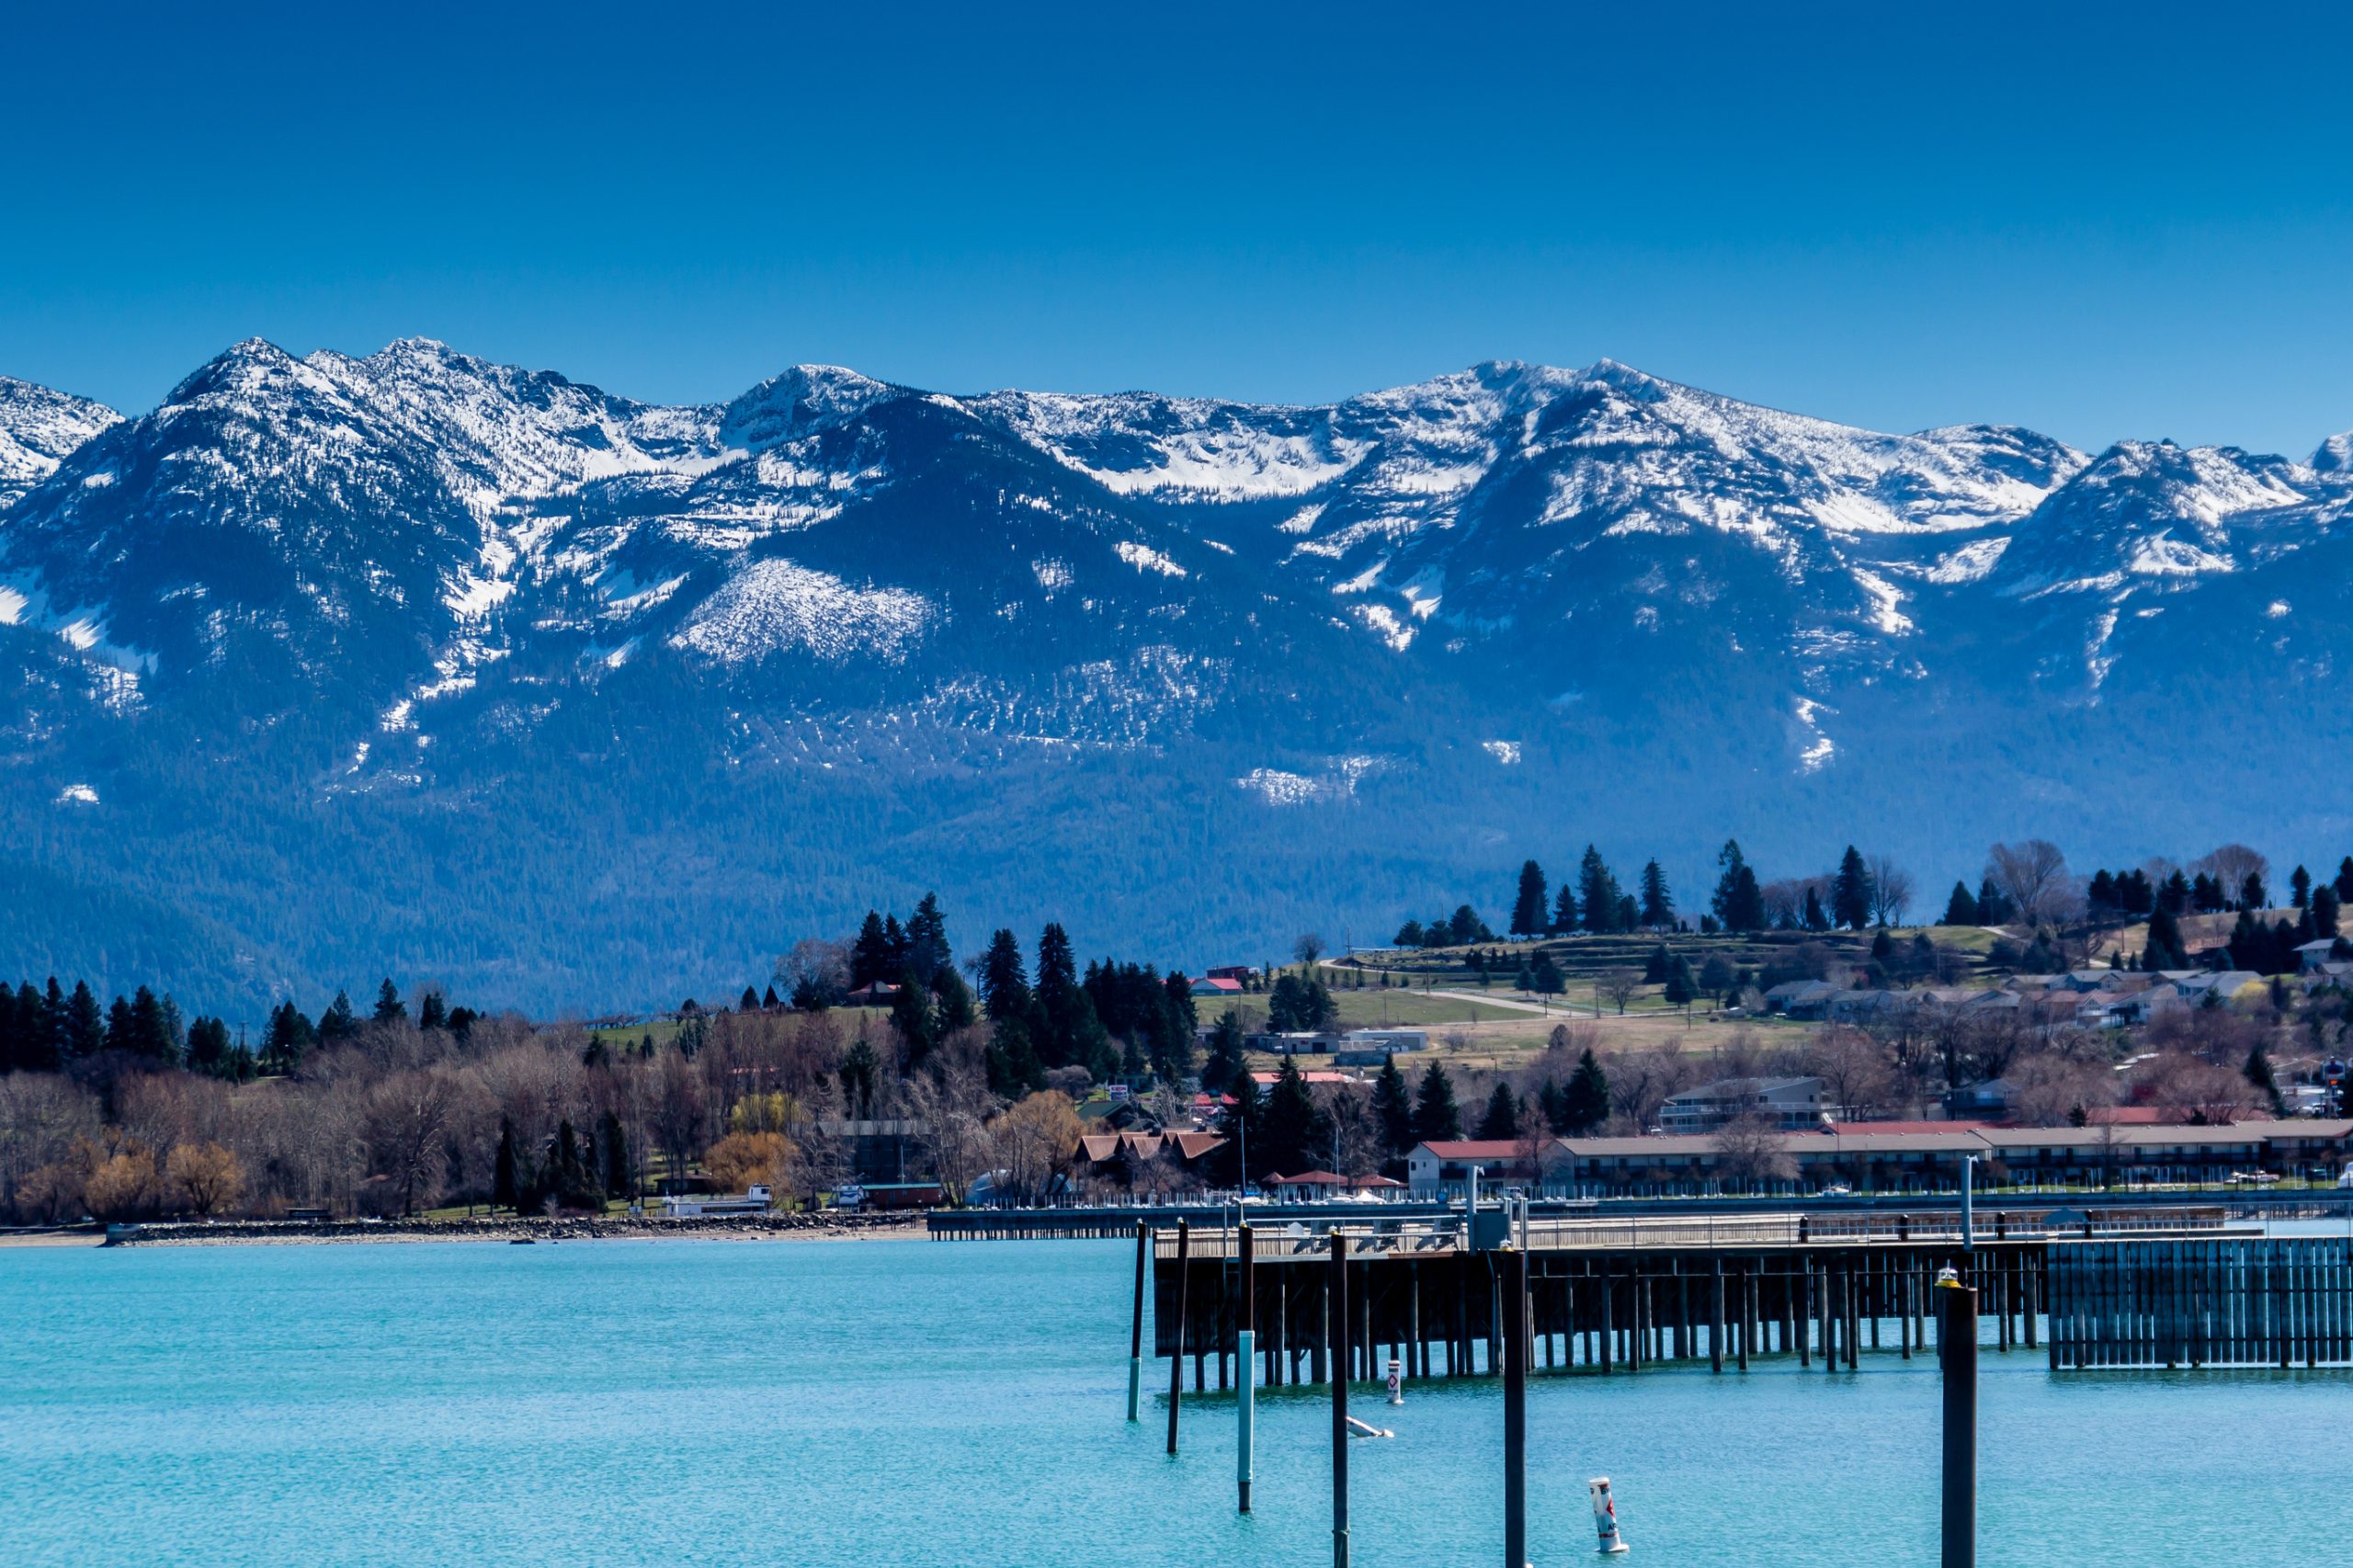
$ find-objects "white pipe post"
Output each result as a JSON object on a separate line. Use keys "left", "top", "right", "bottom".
{"left": 1962, "top": 1156, "right": 1976, "bottom": 1254}
{"left": 1590, "top": 1476, "right": 1629, "bottom": 1554}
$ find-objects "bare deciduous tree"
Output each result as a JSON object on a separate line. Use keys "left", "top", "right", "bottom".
{"left": 1866, "top": 855, "right": 1915, "bottom": 927}
{"left": 1293, "top": 932, "right": 1328, "bottom": 970}
{"left": 1597, "top": 968, "right": 1641, "bottom": 1016}
{"left": 1986, "top": 840, "right": 2069, "bottom": 926}
{"left": 1711, "top": 1111, "right": 1796, "bottom": 1189}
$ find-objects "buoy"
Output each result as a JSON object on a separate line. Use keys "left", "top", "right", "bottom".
{"left": 1589, "top": 1476, "right": 1629, "bottom": 1554}
{"left": 1386, "top": 1356, "right": 1404, "bottom": 1406}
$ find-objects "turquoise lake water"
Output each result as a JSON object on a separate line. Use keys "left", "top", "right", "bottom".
{"left": 2, "top": 1236, "right": 2346, "bottom": 1566}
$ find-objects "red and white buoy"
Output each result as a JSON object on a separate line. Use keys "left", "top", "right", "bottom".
{"left": 1589, "top": 1476, "right": 1630, "bottom": 1554}
{"left": 1386, "top": 1356, "right": 1404, "bottom": 1405}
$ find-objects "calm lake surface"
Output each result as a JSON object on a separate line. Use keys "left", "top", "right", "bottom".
{"left": 2, "top": 1236, "right": 2345, "bottom": 1566}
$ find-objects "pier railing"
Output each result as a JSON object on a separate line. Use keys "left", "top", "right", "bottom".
{"left": 1150, "top": 1205, "right": 2233, "bottom": 1261}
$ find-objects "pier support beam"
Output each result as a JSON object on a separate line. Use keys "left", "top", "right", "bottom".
{"left": 1330, "top": 1233, "right": 1351, "bottom": 1568}
{"left": 1167, "top": 1219, "right": 1188, "bottom": 1455}
{"left": 1237, "top": 1223, "right": 1255, "bottom": 1514}
{"left": 1128, "top": 1221, "right": 1147, "bottom": 1422}
{"left": 1504, "top": 1247, "right": 1529, "bottom": 1568}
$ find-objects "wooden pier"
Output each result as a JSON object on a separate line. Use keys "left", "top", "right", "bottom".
{"left": 1138, "top": 1207, "right": 2351, "bottom": 1386}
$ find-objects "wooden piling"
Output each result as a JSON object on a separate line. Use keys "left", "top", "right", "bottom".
{"left": 1503, "top": 1247, "right": 1529, "bottom": 1568}
{"left": 1167, "top": 1219, "right": 1188, "bottom": 1454}
{"left": 1330, "top": 1233, "right": 1350, "bottom": 1568}
{"left": 1128, "top": 1221, "right": 1148, "bottom": 1422}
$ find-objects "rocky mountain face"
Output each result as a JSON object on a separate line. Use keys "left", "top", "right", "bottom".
{"left": 4, "top": 338, "right": 2350, "bottom": 1017}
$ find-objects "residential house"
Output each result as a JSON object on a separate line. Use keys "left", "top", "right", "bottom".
{"left": 1189, "top": 975, "right": 1246, "bottom": 1000}
{"left": 1404, "top": 1138, "right": 1566, "bottom": 1196}
{"left": 1762, "top": 980, "right": 1838, "bottom": 1018}
{"left": 1658, "top": 1076, "right": 1836, "bottom": 1134}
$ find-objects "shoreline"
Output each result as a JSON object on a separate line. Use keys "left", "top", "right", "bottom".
{"left": 10, "top": 1212, "right": 930, "bottom": 1250}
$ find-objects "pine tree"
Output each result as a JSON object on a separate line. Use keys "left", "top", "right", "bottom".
{"left": 1575, "top": 846, "right": 1620, "bottom": 934}
{"left": 1414, "top": 1060, "right": 1462, "bottom": 1143}
{"left": 1663, "top": 956, "right": 1697, "bottom": 1007}
{"left": 1639, "top": 859, "right": 1674, "bottom": 927}
{"left": 2315, "top": 886, "right": 2342, "bottom": 938}
{"left": 600, "top": 1111, "right": 632, "bottom": 1199}
{"left": 1263, "top": 1056, "right": 1332, "bottom": 1176}
{"left": 1199, "top": 1011, "right": 1248, "bottom": 1094}
{"left": 105, "top": 994, "right": 134, "bottom": 1052}
{"left": 1476, "top": 1082, "right": 1522, "bottom": 1141}
{"left": 2144, "top": 903, "right": 2188, "bottom": 971}
{"left": 493, "top": 1118, "right": 520, "bottom": 1211}
{"left": 1941, "top": 881, "right": 1980, "bottom": 925}
{"left": 905, "top": 892, "right": 951, "bottom": 982}
{"left": 1711, "top": 840, "right": 1766, "bottom": 932}
{"left": 1216, "top": 1071, "right": 1267, "bottom": 1187}
{"left": 1511, "top": 860, "right": 1550, "bottom": 937}
{"left": 740, "top": 986, "right": 761, "bottom": 1012}
{"left": 1976, "top": 876, "right": 2013, "bottom": 924}
{"left": 1551, "top": 883, "right": 1578, "bottom": 936}
{"left": 1643, "top": 942, "right": 1671, "bottom": 983}
{"left": 1563, "top": 1049, "right": 1610, "bottom": 1133}
{"left": 2245, "top": 1042, "right": 2279, "bottom": 1110}
{"left": 851, "top": 911, "right": 892, "bottom": 988}
{"left": 1832, "top": 846, "right": 1873, "bottom": 930}
{"left": 1371, "top": 1055, "right": 1415, "bottom": 1160}
{"left": 2241, "top": 871, "right": 2268, "bottom": 912}
{"left": 373, "top": 979, "right": 406, "bottom": 1024}
{"left": 2336, "top": 858, "right": 2353, "bottom": 903}
{"left": 2291, "top": 866, "right": 2313, "bottom": 909}
{"left": 63, "top": 982, "right": 104, "bottom": 1061}
{"left": 1802, "top": 886, "right": 1830, "bottom": 932}
{"left": 977, "top": 929, "right": 1030, "bottom": 1020}
{"left": 418, "top": 991, "right": 449, "bottom": 1031}
{"left": 320, "top": 990, "right": 358, "bottom": 1040}
{"left": 1529, "top": 951, "right": 1564, "bottom": 994}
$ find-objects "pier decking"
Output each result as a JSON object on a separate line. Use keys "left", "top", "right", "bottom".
{"left": 1135, "top": 1207, "right": 2353, "bottom": 1383}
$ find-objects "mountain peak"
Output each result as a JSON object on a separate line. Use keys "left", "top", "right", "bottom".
{"left": 0, "top": 374, "right": 122, "bottom": 510}
{"left": 2316, "top": 429, "right": 2353, "bottom": 475}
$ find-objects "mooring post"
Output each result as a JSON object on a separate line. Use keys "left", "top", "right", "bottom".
{"left": 1238, "top": 1221, "right": 1256, "bottom": 1513}
{"left": 1504, "top": 1245, "right": 1529, "bottom": 1568}
{"left": 1167, "top": 1219, "right": 1189, "bottom": 1455}
{"left": 1331, "top": 1231, "right": 1351, "bottom": 1568}
{"left": 1129, "top": 1220, "right": 1149, "bottom": 1422}
{"left": 1938, "top": 1270, "right": 1978, "bottom": 1568}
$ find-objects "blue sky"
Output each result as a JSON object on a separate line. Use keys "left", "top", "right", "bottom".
{"left": 5, "top": 2, "right": 2350, "bottom": 455}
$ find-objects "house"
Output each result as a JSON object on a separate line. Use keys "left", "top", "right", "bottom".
{"left": 2296, "top": 939, "right": 2346, "bottom": 973}
{"left": 1334, "top": 1028, "right": 1426, "bottom": 1064}
{"left": 1942, "top": 1078, "right": 2018, "bottom": 1120}
{"left": 2302, "top": 962, "right": 2353, "bottom": 994}
{"left": 1404, "top": 1138, "right": 1566, "bottom": 1196}
{"left": 2109, "top": 984, "right": 2183, "bottom": 1026}
{"left": 1075, "top": 1130, "right": 1226, "bottom": 1185}
{"left": 1190, "top": 975, "right": 1246, "bottom": 1000}
{"left": 1762, "top": 980, "right": 1837, "bottom": 1017}
{"left": 1657, "top": 1076, "right": 1835, "bottom": 1134}
{"left": 2174, "top": 971, "right": 2264, "bottom": 1006}
{"left": 842, "top": 982, "right": 901, "bottom": 1006}
{"left": 1827, "top": 989, "right": 1924, "bottom": 1025}
{"left": 1205, "top": 965, "right": 1256, "bottom": 983}
{"left": 1257, "top": 1031, "right": 1347, "bottom": 1055}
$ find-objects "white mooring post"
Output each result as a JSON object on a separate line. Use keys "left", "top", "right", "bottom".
{"left": 1962, "top": 1156, "right": 1976, "bottom": 1253}
{"left": 1590, "top": 1476, "right": 1629, "bottom": 1554}
{"left": 1386, "top": 1355, "right": 1404, "bottom": 1405}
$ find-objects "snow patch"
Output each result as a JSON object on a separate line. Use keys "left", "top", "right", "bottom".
{"left": 672, "top": 559, "right": 934, "bottom": 665}
{"left": 54, "top": 783, "right": 98, "bottom": 805}
{"left": 1482, "top": 740, "right": 1522, "bottom": 766}
{"left": 1114, "top": 540, "right": 1187, "bottom": 578}
{"left": 2266, "top": 600, "right": 2292, "bottom": 619}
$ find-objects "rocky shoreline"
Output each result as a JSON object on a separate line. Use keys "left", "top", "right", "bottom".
{"left": 100, "top": 1210, "right": 927, "bottom": 1246}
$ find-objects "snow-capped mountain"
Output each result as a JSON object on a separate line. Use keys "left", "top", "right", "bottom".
{"left": 0, "top": 375, "right": 118, "bottom": 511}
{"left": 5, "top": 337, "right": 2353, "bottom": 1015}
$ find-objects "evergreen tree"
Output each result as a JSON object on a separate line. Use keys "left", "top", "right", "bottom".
{"left": 1976, "top": 876, "right": 2013, "bottom": 924}
{"left": 130, "top": 985, "right": 173, "bottom": 1061}
{"left": 373, "top": 979, "right": 406, "bottom": 1024}
{"left": 1511, "top": 860, "right": 1550, "bottom": 937}
{"left": 418, "top": 991, "right": 449, "bottom": 1031}
{"left": 1476, "top": 1082, "right": 1522, "bottom": 1141}
{"left": 1262, "top": 1055, "right": 1332, "bottom": 1176}
{"left": 1199, "top": 1011, "right": 1247, "bottom": 1095}
{"left": 493, "top": 1118, "right": 520, "bottom": 1211}
{"left": 1663, "top": 956, "right": 1697, "bottom": 1007}
{"left": 1832, "top": 846, "right": 1873, "bottom": 930}
{"left": 2158, "top": 869, "right": 2192, "bottom": 915}
{"left": 1214, "top": 1071, "right": 1267, "bottom": 1187}
{"left": 1394, "top": 919, "right": 1427, "bottom": 947}
{"left": 63, "top": 982, "right": 104, "bottom": 1061}
{"left": 1642, "top": 942, "right": 1670, "bottom": 984}
{"left": 850, "top": 911, "right": 892, "bottom": 987}
{"left": 1802, "top": 886, "right": 1831, "bottom": 933}
{"left": 600, "top": 1111, "right": 633, "bottom": 1199}
{"left": 1577, "top": 846, "right": 1622, "bottom": 933}
{"left": 904, "top": 892, "right": 951, "bottom": 983}
{"left": 882, "top": 914, "right": 911, "bottom": 973}
{"left": 2336, "top": 858, "right": 2353, "bottom": 903}
{"left": 1551, "top": 883, "right": 1579, "bottom": 936}
{"left": 1529, "top": 951, "right": 1564, "bottom": 994}
{"left": 2291, "top": 866, "right": 2313, "bottom": 909}
{"left": 1371, "top": 1055, "right": 1415, "bottom": 1160}
{"left": 2314, "top": 885, "right": 2342, "bottom": 939}
{"left": 740, "top": 986, "right": 761, "bottom": 1012}
{"left": 2241, "top": 871, "right": 2268, "bottom": 912}
{"left": 105, "top": 994, "right": 135, "bottom": 1052}
{"left": 1562, "top": 1049, "right": 1610, "bottom": 1133}
{"left": 1033, "top": 923, "right": 1085, "bottom": 1069}
{"left": 320, "top": 990, "right": 358, "bottom": 1041}
{"left": 2245, "top": 1042, "right": 2279, "bottom": 1110}
{"left": 1638, "top": 859, "right": 1674, "bottom": 927}
{"left": 978, "top": 929, "right": 1031, "bottom": 1020}
{"left": 890, "top": 981, "right": 939, "bottom": 1069}
{"left": 931, "top": 964, "right": 978, "bottom": 1034}
{"left": 2143, "top": 903, "right": 2188, "bottom": 971}
{"left": 186, "top": 1017, "right": 232, "bottom": 1075}
{"left": 1711, "top": 840, "right": 1767, "bottom": 932}
{"left": 1941, "top": 880, "right": 1981, "bottom": 925}
{"left": 1414, "top": 1060, "right": 1463, "bottom": 1143}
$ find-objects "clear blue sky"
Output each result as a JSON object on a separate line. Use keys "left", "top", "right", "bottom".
{"left": 6, "top": 2, "right": 2350, "bottom": 457}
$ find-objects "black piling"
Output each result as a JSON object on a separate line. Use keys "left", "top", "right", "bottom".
{"left": 1167, "top": 1219, "right": 1188, "bottom": 1455}
{"left": 1503, "top": 1246, "right": 1529, "bottom": 1568}
{"left": 1129, "top": 1220, "right": 1148, "bottom": 1422}
{"left": 1238, "top": 1221, "right": 1255, "bottom": 1514}
{"left": 1940, "top": 1276, "right": 1978, "bottom": 1568}
{"left": 1330, "top": 1231, "right": 1351, "bottom": 1568}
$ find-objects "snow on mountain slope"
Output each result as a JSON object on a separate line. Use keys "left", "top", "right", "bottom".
{"left": 2315, "top": 429, "right": 2353, "bottom": 476}
{"left": 0, "top": 375, "right": 119, "bottom": 511}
